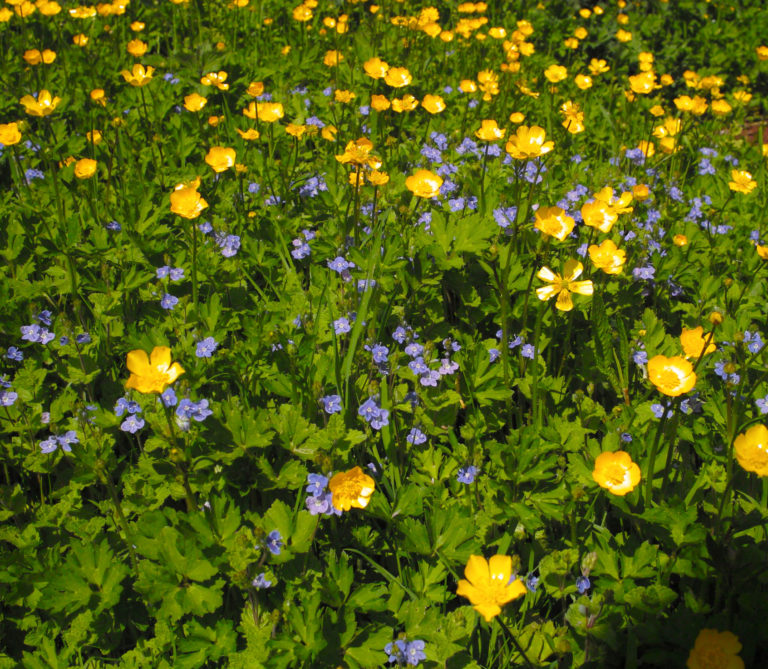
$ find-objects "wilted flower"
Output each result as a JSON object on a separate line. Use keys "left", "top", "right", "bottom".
{"left": 125, "top": 346, "right": 185, "bottom": 394}
{"left": 456, "top": 554, "right": 526, "bottom": 622}
{"left": 592, "top": 451, "right": 641, "bottom": 496}
{"left": 647, "top": 355, "right": 696, "bottom": 396}
{"left": 733, "top": 424, "right": 768, "bottom": 477}
{"left": 536, "top": 259, "right": 594, "bottom": 311}
{"left": 405, "top": 169, "right": 442, "bottom": 198}
{"left": 686, "top": 629, "right": 744, "bottom": 669}
{"left": 328, "top": 466, "right": 376, "bottom": 511}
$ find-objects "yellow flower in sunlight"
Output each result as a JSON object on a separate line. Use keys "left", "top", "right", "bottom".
{"left": 74, "top": 158, "right": 97, "bottom": 179}
{"left": 456, "top": 554, "right": 526, "bottom": 622}
{"left": 371, "top": 94, "right": 391, "bottom": 112}
{"left": 384, "top": 66, "right": 413, "bottom": 88}
{"left": 581, "top": 200, "right": 617, "bottom": 233}
{"left": 588, "top": 239, "right": 626, "bottom": 275}
{"left": 328, "top": 466, "right": 375, "bottom": 511}
{"left": 200, "top": 71, "right": 229, "bottom": 91}
{"left": 323, "top": 49, "right": 343, "bottom": 67}
{"left": 729, "top": 170, "right": 756, "bottom": 194}
{"left": 544, "top": 64, "right": 568, "bottom": 83}
{"left": 475, "top": 119, "right": 505, "bottom": 141}
{"left": 183, "top": 93, "right": 207, "bottom": 112}
{"left": 246, "top": 81, "right": 264, "bottom": 97}
{"left": 574, "top": 74, "right": 592, "bottom": 90}
{"left": 733, "top": 426, "right": 768, "bottom": 478}
{"left": 170, "top": 179, "right": 208, "bottom": 219}
{"left": 680, "top": 326, "right": 715, "bottom": 359}
{"left": 592, "top": 451, "right": 641, "bottom": 496}
{"left": 536, "top": 259, "right": 593, "bottom": 311}
{"left": 236, "top": 127, "right": 260, "bottom": 141}
{"left": 391, "top": 95, "right": 419, "bottom": 113}
{"left": 126, "top": 39, "right": 148, "bottom": 57}
{"left": 560, "top": 100, "right": 584, "bottom": 134}
{"left": 589, "top": 58, "right": 610, "bottom": 75}
{"left": 20, "top": 90, "right": 61, "bottom": 116}
{"left": 336, "top": 137, "right": 379, "bottom": 167}
{"left": 368, "top": 170, "right": 389, "bottom": 186}
{"left": 125, "top": 346, "right": 185, "bottom": 394}
{"left": 205, "top": 146, "right": 236, "bottom": 173}
{"left": 405, "top": 169, "right": 443, "bottom": 198}
{"left": 628, "top": 70, "right": 656, "bottom": 95}
{"left": 121, "top": 64, "right": 154, "bottom": 86}
{"left": 285, "top": 123, "right": 306, "bottom": 138}
{"left": 90, "top": 88, "right": 107, "bottom": 106}
{"left": 256, "top": 102, "right": 284, "bottom": 123}
{"left": 334, "top": 89, "right": 356, "bottom": 103}
{"left": 534, "top": 206, "right": 575, "bottom": 241}
{"left": 616, "top": 29, "right": 632, "bottom": 42}
{"left": 505, "top": 125, "right": 553, "bottom": 160}
{"left": 422, "top": 94, "right": 446, "bottom": 114}
{"left": 711, "top": 99, "right": 732, "bottom": 116}
{"left": 23, "top": 48, "right": 56, "bottom": 65}
{"left": 509, "top": 112, "right": 525, "bottom": 124}
{"left": 363, "top": 57, "right": 389, "bottom": 79}
{"left": 0, "top": 122, "right": 22, "bottom": 146}
{"left": 647, "top": 355, "right": 696, "bottom": 396}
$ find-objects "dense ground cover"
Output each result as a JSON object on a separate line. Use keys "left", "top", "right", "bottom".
{"left": 2, "top": 0, "right": 768, "bottom": 666}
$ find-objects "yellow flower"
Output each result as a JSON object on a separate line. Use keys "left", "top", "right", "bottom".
{"left": 292, "top": 3, "right": 312, "bottom": 21}
{"left": 534, "top": 206, "right": 575, "bottom": 241}
{"left": 236, "top": 127, "right": 260, "bottom": 140}
{"left": 368, "top": 170, "right": 389, "bottom": 186}
{"left": 475, "top": 119, "right": 505, "bottom": 141}
{"left": 632, "top": 183, "right": 650, "bottom": 200}
{"left": 370, "top": 94, "right": 391, "bottom": 112}
{"left": 200, "top": 71, "right": 228, "bottom": 91}
{"left": 323, "top": 49, "right": 343, "bottom": 67}
{"left": 74, "top": 158, "right": 97, "bottom": 179}
{"left": 456, "top": 554, "right": 526, "bottom": 622}
{"left": 733, "top": 425, "right": 768, "bottom": 478}
{"left": 183, "top": 93, "right": 207, "bottom": 112}
{"left": 544, "top": 64, "right": 567, "bottom": 83}
{"left": 647, "top": 355, "right": 696, "bottom": 396}
{"left": 687, "top": 629, "right": 744, "bottom": 669}
{"left": 391, "top": 95, "right": 419, "bottom": 113}
{"left": 0, "top": 122, "right": 22, "bottom": 146}
{"left": 711, "top": 99, "right": 732, "bottom": 116}
{"left": 574, "top": 26, "right": 588, "bottom": 39}
{"left": 628, "top": 70, "right": 656, "bottom": 94}
{"left": 536, "top": 260, "right": 593, "bottom": 311}
{"left": 328, "top": 466, "right": 375, "bottom": 511}
{"left": 680, "top": 326, "right": 715, "bottom": 359}
{"left": 170, "top": 179, "right": 208, "bottom": 219}
{"left": 121, "top": 64, "right": 154, "bottom": 87}
{"left": 334, "top": 89, "right": 356, "bottom": 104}
{"left": 675, "top": 95, "right": 707, "bottom": 115}
{"left": 23, "top": 48, "right": 56, "bottom": 65}
{"left": 756, "top": 46, "right": 768, "bottom": 61}
{"left": 592, "top": 451, "right": 641, "bottom": 496}
{"left": 588, "top": 239, "right": 626, "bottom": 275}
{"left": 405, "top": 169, "right": 442, "bottom": 198}
{"left": 285, "top": 123, "right": 306, "bottom": 138}
{"left": 246, "top": 81, "right": 264, "bottom": 97}
{"left": 125, "top": 346, "right": 185, "bottom": 394}
{"left": 19, "top": 90, "right": 61, "bottom": 116}
{"left": 594, "top": 186, "right": 633, "bottom": 215}
{"left": 509, "top": 112, "right": 525, "bottom": 124}
{"left": 589, "top": 58, "right": 610, "bottom": 75}
{"left": 363, "top": 57, "right": 389, "bottom": 79}
{"left": 729, "top": 170, "right": 756, "bottom": 194}
{"left": 459, "top": 79, "right": 477, "bottom": 93}
{"left": 69, "top": 5, "right": 96, "bottom": 18}
{"left": 757, "top": 244, "right": 768, "bottom": 260}
{"left": 616, "top": 28, "right": 632, "bottom": 42}
{"left": 421, "top": 94, "right": 446, "bottom": 114}
{"left": 574, "top": 74, "right": 592, "bottom": 90}
{"left": 505, "top": 125, "right": 553, "bottom": 160}
{"left": 205, "top": 146, "right": 236, "bottom": 173}
{"left": 90, "top": 88, "right": 107, "bottom": 106}
{"left": 86, "top": 130, "right": 102, "bottom": 145}
{"left": 581, "top": 200, "right": 617, "bottom": 233}
{"left": 126, "top": 39, "right": 148, "bottom": 57}
{"left": 256, "top": 102, "right": 284, "bottom": 123}
{"left": 673, "top": 234, "right": 688, "bottom": 247}
{"left": 321, "top": 125, "right": 337, "bottom": 141}
{"left": 336, "top": 137, "right": 378, "bottom": 167}
{"left": 560, "top": 100, "right": 584, "bottom": 134}
{"left": 130, "top": 20, "right": 144, "bottom": 31}
{"left": 384, "top": 66, "right": 412, "bottom": 88}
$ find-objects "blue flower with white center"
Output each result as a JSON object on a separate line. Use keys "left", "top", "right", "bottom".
{"left": 120, "top": 415, "right": 145, "bottom": 433}
{"left": 160, "top": 293, "right": 178, "bottom": 310}
{"left": 320, "top": 394, "right": 342, "bottom": 414}
{"left": 333, "top": 317, "right": 351, "bottom": 335}
{"left": 457, "top": 466, "right": 478, "bottom": 484}
{"left": 252, "top": 573, "right": 272, "bottom": 589}
{"left": 265, "top": 530, "right": 283, "bottom": 555}
{"left": 196, "top": 336, "right": 219, "bottom": 358}
{"left": 406, "top": 428, "right": 426, "bottom": 445}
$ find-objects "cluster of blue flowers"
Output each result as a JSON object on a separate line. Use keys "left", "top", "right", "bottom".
{"left": 385, "top": 639, "right": 427, "bottom": 667}
{"left": 116, "top": 397, "right": 145, "bottom": 433}
{"left": 304, "top": 473, "right": 341, "bottom": 516}
{"left": 358, "top": 397, "right": 389, "bottom": 430}
{"left": 290, "top": 228, "right": 314, "bottom": 260}
{"left": 39, "top": 430, "right": 78, "bottom": 454}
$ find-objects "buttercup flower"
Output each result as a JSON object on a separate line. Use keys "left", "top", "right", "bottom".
{"left": 680, "top": 326, "right": 715, "bottom": 359}
{"left": 733, "top": 424, "right": 768, "bottom": 477}
{"left": 728, "top": 170, "right": 756, "bottom": 194}
{"left": 456, "top": 554, "right": 526, "bottom": 622}
{"left": 121, "top": 64, "right": 154, "bottom": 86}
{"left": 647, "top": 355, "right": 696, "bottom": 396}
{"left": 505, "top": 125, "right": 554, "bottom": 160}
{"left": 20, "top": 90, "right": 61, "bottom": 116}
{"left": 592, "top": 451, "right": 641, "bottom": 496}
{"left": 475, "top": 119, "right": 505, "bottom": 141}
{"left": 170, "top": 179, "right": 208, "bottom": 219}
{"left": 200, "top": 71, "right": 229, "bottom": 90}
{"left": 405, "top": 169, "right": 443, "bottom": 198}
{"left": 126, "top": 39, "right": 148, "bottom": 57}
{"left": 255, "top": 101, "right": 284, "bottom": 123}
{"left": 686, "top": 629, "right": 744, "bottom": 669}
{"left": 205, "top": 146, "right": 236, "bottom": 173}
{"left": 588, "top": 239, "right": 626, "bottom": 274}
{"left": 536, "top": 259, "right": 593, "bottom": 311}
{"left": 544, "top": 64, "right": 568, "bottom": 83}
{"left": 183, "top": 93, "right": 207, "bottom": 112}
{"left": 74, "top": 158, "right": 97, "bottom": 179}
{"left": 336, "top": 137, "right": 379, "bottom": 167}
{"left": 421, "top": 94, "right": 446, "bottom": 114}
{"left": 125, "top": 346, "right": 185, "bottom": 394}
{"left": 384, "top": 66, "right": 412, "bottom": 88}
{"left": 0, "top": 122, "right": 22, "bottom": 145}
{"left": 364, "top": 57, "right": 389, "bottom": 79}
{"left": 328, "top": 466, "right": 375, "bottom": 511}
{"left": 535, "top": 206, "right": 575, "bottom": 241}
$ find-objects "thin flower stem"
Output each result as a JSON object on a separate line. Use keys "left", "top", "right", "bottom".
{"left": 496, "top": 616, "right": 534, "bottom": 668}
{"left": 644, "top": 400, "right": 673, "bottom": 506}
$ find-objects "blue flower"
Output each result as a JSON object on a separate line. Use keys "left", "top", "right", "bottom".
{"left": 265, "top": 530, "right": 283, "bottom": 555}
{"left": 36, "top": 310, "right": 53, "bottom": 326}
{"left": 757, "top": 397, "right": 768, "bottom": 415}
{"left": 576, "top": 575, "right": 591, "bottom": 594}
{"left": 404, "top": 342, "right": 423, "bottom": 358}
{"left": 489, "top": 348, "right": 501, "bottom": 362}
{"left": 40, "top": 437, "right": 59, "bottom": 454}
{"left": 6, "top": 346, "right": 23, "bottom": 362}
{"left": 406, "top": 428, "right": 427, "bottom": 445}
{"left": 161, "top": 387, "right": 178, "bottom": 408}
{"left": 333, "top": 317, "right": 351, "bottom": 335}
{"left": 0, "top": 390, "right": 18, "bottom": 406}
{"left": 525, "top": 573, "right": 539, "bottom": 592}
{"left": 419, "top": 370, "right": 441, "bottom": 387}
{"left": 408, "top": 357, "right": 429, "bottom": 375}
{"left": 218, "top": 234, "right": 241, "bottom": 257}
{"left": 252, "top": 573, "right": 272, "bottom": 589}
{"left": 320, "top": 394, "right": 342, "bottom": 414}
{"left": 76, "top": 333, "right": 91, "bottom": 344}
{"left": 160, "top": 293, "right": 178, "bottom": 310}
{"left": 306, "top": 473, "right": 329, "bottom": 496}
{"left": 457, "top": 465, "right": 478, "bottom": 484}
{"left": 196, "top": 336, "right": 219, "bottom": 358}
{"left": 120, "top": 415, "right": 145, "bottom": 433}
{"left": 632, "top": 266, "right": 656, "bottom": 281}
{"left": 306, "top": 494, "right": 330, "bottom": 515}
{"left": 291, "top": 238, "right": 311, "bottom": 259}
{"left": 156, "top": 265, "right": 171, "bottom": 279}
{"left": 114, "top": 397, "right": 141, "bottom": 417}
{"left": 385, "top": 640, "right": 407, "bottom": 665}
{"left": 327, "top": 256, "right": 354, "bottom": 273}
{"left": 176, "top": 398, "right": 213, "bottom": 422}
{"left": 371, "top": 345, "right": 389, "bottom": 364}
{"left": 358, "top": 397, "right": 388, "bottom": 430}
{"left": 650, "top": 403, "right": 665, "bottom": 419}
{"left": 169, "top": 267, "right": 185, "bottom": 281}
{"left": 521, "top": 344, "right": 535, "bottom": 359}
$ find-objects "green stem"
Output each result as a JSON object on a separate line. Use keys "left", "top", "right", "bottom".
{"left": 644, "top": 401, "right": 672, "bottom": 506}
{"left": 496, "top": 616, "right": 534, "bottom": 668}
